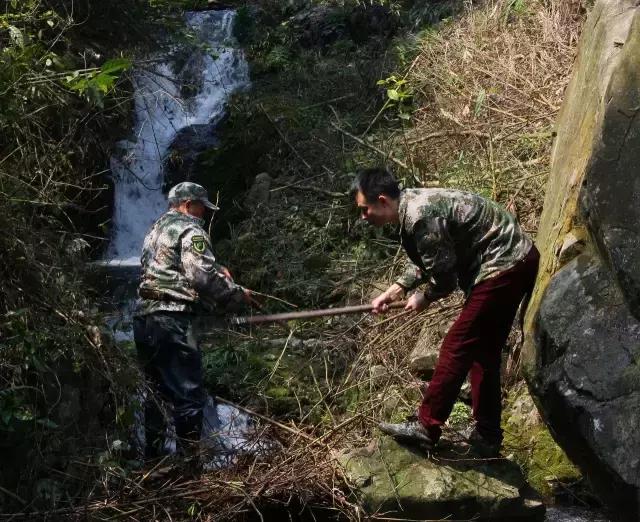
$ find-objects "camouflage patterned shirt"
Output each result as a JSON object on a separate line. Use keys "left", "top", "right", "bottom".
{"left": 136, "top": 209, "right": 245, "bottom": 316}
{"left": 396, "top": 188, "right": 533, "bottom": 299}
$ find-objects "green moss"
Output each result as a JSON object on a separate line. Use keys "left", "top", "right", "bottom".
{"left": 202, "top": 336, "right": 356, "bottom": 423}
{"left": 502, "top": 384, "right": 581, "bottom": 498}
{"left": 448, "top": 401, "right": 472, "bottom": 429}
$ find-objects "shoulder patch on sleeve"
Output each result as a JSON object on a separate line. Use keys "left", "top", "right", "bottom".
{"left": 191, "top": 235, "right": 206, "bottom": 254}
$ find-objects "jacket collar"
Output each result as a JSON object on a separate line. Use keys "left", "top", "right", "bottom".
{"left": 398, "top": 189, "right": 409, "bottom": 231}
{"left": 167, "top": 208, "right": 205, "bottom": 227}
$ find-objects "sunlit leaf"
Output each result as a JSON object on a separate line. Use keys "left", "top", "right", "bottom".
{"left": 8, "top": 26, "right": 24, "bottom": 48}
{"left": 99, "top": 57, "right": 132, "bottom": 75}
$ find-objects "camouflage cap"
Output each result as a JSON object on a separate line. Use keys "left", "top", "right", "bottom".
{"left": 168, "top": 182, "right": 219, "bottom": 210}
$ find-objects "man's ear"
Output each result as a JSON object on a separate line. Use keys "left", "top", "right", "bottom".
{"left": 378, "top": 194, "right": 389, "bottom": 206}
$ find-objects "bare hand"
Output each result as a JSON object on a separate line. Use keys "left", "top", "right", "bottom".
{"left": 221, "top": 266, "right": 233, "bottom": 281}
{"left": 371, "top": 293, "right": 391, "bottom": 314}
{"left": 371, "top": 283, "right": 405, "bottom": 314}
{"left": 405, "top": 292, "right": 429, "bottom": 312}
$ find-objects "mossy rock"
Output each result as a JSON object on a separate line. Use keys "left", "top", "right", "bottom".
{"left": 338, "top": 436, "right": 545, "bottom": 520}
{"left": 502, "top": 384, "right": 580, "bottom": 499}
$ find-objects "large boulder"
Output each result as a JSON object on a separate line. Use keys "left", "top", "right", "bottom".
{"left": 338, "top": 437, "right": 545, "bottom": 520}
{"left": 289, "top": 6, "right": 346, "bottom": 48}
{"left": 531, "top": 254, "right": 640, "bottom": 510}
{"left": 164, "top": 124, "right": 218, "bottom": 186}
{"left": 347, "top": 5, "right": 398, "bottom": 44}
{"left": 522, "top": 1, "right": 640, "bottom": 519}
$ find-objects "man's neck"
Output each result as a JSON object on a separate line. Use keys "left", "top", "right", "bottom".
{"left": 389, "top": 197, "right": 401, "bottom": 224}
{"left": 171, "top": 207, "right": 203, "bottom": 224}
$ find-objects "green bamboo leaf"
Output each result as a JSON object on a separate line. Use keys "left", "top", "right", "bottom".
{"left": 99, "top": 58, "right": 132, "bottom": 75}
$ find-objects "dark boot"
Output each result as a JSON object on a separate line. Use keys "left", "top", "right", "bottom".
{"left": 466, "top": 427, "right": 501, "bottom": 457}
{"left": 175, "top": 411, "right": 203, "bottom": 455}
{"left": 378, "top": 421, "right": 436, "bottom": 449}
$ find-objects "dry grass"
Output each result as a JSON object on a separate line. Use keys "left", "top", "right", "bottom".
{"left": 393, "top": 0, "right": 585, "bottom": 234}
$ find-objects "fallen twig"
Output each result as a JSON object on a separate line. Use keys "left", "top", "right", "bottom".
{"left": 259, "top": 104, "right": 312, "bottom": 170}
{"left": 330, "top": 122, "right": 410, "bottom": 171}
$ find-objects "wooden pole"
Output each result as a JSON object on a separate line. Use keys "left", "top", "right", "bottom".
{"left": 231, "top": 301, "right": 407, "bottom": 326}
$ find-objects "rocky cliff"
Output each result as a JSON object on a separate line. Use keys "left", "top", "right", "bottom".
{"left": 522, "top": 1, "right": 640, "bottom": 519}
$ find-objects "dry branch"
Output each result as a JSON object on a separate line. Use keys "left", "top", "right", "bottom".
{"left": 331, "top": 122, "right": 410, "bottom": 170}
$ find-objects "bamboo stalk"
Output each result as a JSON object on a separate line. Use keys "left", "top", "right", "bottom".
{"left": 232, "top": 301, "right": 407, "bottom": 326}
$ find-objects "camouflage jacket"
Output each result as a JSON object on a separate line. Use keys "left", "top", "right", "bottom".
{"left": 135, "top": 209, "right": 245, "bottom": 316}
{"left": 396, "top": 188, "right": 532, "bottom": 299}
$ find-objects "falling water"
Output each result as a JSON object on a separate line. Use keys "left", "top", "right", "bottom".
{"left": 106, "top": 10, "right": 249, "bottom": 264}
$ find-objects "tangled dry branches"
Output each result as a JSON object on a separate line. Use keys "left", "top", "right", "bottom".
{"left": 396, "top": 0, "right": 585, "bottom": 234}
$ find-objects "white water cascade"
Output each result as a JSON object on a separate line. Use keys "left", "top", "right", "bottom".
{"left": 106, "top": 9, "right": 249, "bottom": 265}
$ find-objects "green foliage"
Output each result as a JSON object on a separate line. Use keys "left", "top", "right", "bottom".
{"left": 0, "top": 0, "right": 192, "bottom": 509}
{"left": 503, "top": 0, "right": 530, "bottom": 23}
{"left": 233, "top": 6, "right": 256, "bottom": 44}
{"left": 203, "top": 335, "right": 356, "bottom": 424}
{"left": 265, "top": 45, "right": 291, "bottom": 71}
{"left": 408, "top": 0, "right": 462, "bottom": 28}
{"left": 474, "top": 88, "right": 487, "bottom": 117}
{"left": 438, "top": 152, "right": 494, "bottom": 197}
{"left": 149, "top": 0, "right": 207, "bottom": 8}
{"left": 448, "top": 401, "right": 472, "bottom": 429}
{"left": 377, "top": 74, "right": 413, "bottom": 119}
{"left": 65, "top": 58, "right": 132, "bottom": 107}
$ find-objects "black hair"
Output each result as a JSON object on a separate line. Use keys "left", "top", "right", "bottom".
{"left": 350, "top": 167, "right": 400, "bottom": 203}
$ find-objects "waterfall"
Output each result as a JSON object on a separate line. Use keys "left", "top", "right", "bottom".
{"left": 106, "top": 10, "right": 249, "bottom": 264}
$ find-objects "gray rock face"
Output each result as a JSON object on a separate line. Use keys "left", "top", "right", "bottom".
{"left": 408, "top": 319, "right": 450, "bottom": 377}
{"left": 338, "top": 437, "right": 545, "bottom": 520}
{"left": 532, "top": 254, "right": 640, "bottom": 517}
{"left": 165, "top": 124, "right": 218, "bottom": 186}
{"left": 579, "top": 13, "right": 640, "bottom": 319}
{"left": 522, "top": 2, "right": 640, "bottom": 519}
{"left": 243, "top": 172, "right": 272, "bottom": 212}
{"left": 289, "top": 6, "right": 346, "bottom": 48}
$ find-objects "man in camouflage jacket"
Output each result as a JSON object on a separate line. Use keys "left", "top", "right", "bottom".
{"left": 134, "top": 182, "right": 250, "bottom": 457}
{"left": 352, "top": 168, "right": 539, "bottom": 455}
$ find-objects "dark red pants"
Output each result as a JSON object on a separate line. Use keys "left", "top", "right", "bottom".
{"left": 418, "top": 246, "right": 539, "bottom": 442}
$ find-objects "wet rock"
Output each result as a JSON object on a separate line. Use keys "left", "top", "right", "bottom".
{"left": 347, "top": 4, "right": 398, "bottom": 44}
{"left": 338, "top": 437, "right": 545, "bottom": 520}
{"left": 243, "top": 172, "right": 272, "bottom": 212}
{"left": 165, "top": 124, "right": 218, "bottom": 185}
{"left": 289, "top": 6, "right": 347, "bottom": 48}
{"left": 530, "top": 254, "right": 640, "bottom": 515}
{"left": 522, "top": 2, "right": 640, "bottom": 519}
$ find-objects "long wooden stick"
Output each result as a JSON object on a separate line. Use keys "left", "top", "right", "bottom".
{"left": 232, "top": 301, "right": 407, "bottom": 326}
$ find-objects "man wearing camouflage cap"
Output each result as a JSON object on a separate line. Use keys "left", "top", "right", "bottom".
{"left": 134, "top": 182, "right": 252, "bottom": 458}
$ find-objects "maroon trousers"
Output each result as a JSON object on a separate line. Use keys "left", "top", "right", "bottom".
{"left": 418, "top": 246, "right": 540, "bottom": 443}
